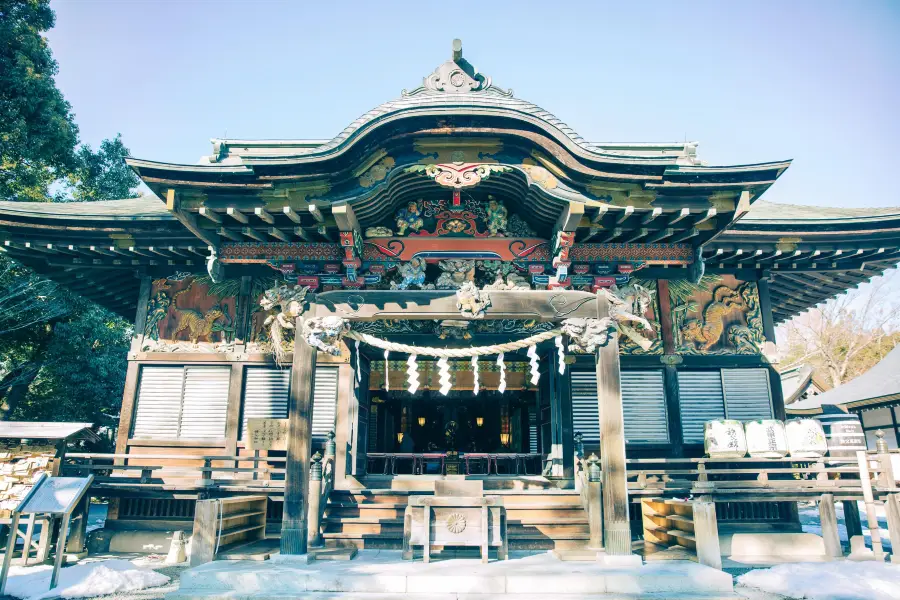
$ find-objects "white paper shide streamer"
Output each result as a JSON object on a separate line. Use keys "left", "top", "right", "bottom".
{"left": 555, "top": 335, "right": 565, "bottom": 375}
{"left": 527, "top": 345, "right": 540, "bottom": 386}
{"left": 384, "top": 349, "right": 390, "bottom": 391}
{"left": 406, "top": 354, "right": 419, "bottom": 394}
{"left": 471, "top": 356, "right": 480, "bottom": 395}
{"left": 355, "top": 340, "right": 362, "bottom": 382}
{"left": 437, "top": 356, "right": 452, "bottom": 396}
{"left": 497, "top": 353, "right": 506, "bottom": 394}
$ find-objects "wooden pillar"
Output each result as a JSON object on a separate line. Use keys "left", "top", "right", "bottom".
{"left": 223, "top": 364, "right": 244, "bottom": 457}
{"left": 65, "top": 495, "right": 90, "bottom": 554}
{"left": 818, "top": 493, "right": 842, "bottom": 559}
{"left": 596, "top": 293, "right": 631, "bottom": 555}
{"left": 333, "top": 362, "right": 356, "bottom": 489}
{"left": 281, "top": 306, "right": 317, "bottom": 555}
{"left": 884, "top": 494, "right": 900, "bottom": 563}
{"left": 843, "top": 500, "right": 863, "bottom": 539}
{"left": 550, "top": 349, "right": 574, "bottom": 478}
{"left": 756, "top": 274, "right": 777, "bottom": 343}
{"left": 692, "top": 500, "right": 722, "bottom": 569}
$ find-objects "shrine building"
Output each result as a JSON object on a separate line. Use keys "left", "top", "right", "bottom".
{"left": 2, "top": 40, "right": 900, "bottom": 558}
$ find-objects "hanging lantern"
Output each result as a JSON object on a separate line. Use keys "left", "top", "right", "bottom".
{"left": 476, "top": 417, "right": 484, "bottom": 427}
{"left": 417, "top": 416, "right": 426, "bottom": 427}
{"left": 397, "top": 432, "right": 404, "bottom": 444}
{"left": 500, "top": 433, "right": 511, "bottom": 446}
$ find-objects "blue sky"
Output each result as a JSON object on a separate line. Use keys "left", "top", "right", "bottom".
{"left": 47, "top": 0, "right": 899, "bottom": 209}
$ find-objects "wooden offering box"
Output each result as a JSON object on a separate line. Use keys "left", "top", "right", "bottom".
{"left": 403, "top": 480, "right": 507, "bottom": 563}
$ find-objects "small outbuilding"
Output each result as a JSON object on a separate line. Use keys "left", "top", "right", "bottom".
{"left": 786, "top": 345, "right": 900, "bottom": 449}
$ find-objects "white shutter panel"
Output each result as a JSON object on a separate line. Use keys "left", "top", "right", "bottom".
{"left": 312, "top": 367, "right": 339, "bottom": 445}
{"left": 622, "top": 370, "right": 668, "bottom": 443}
{"left": 178, "top": 366, "right": 230, "bottom": 440}
{"left": 132, "top": 367, "right": 183, "bottom": 439}
{"left": 723, "top": 368, "right": 772, "bottom": 421}
{"left": 241, "top": 368, "right": 291, "bottom": 439}
{"left": 678, "top": 371, "right": 725, "bottom": 443}
{"left": 571, "top": 370, "right": 600, "bottom": 445}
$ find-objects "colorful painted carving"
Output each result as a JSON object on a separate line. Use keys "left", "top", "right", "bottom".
{"left": 170, "top": 285, "right": 229, "bottom": 344}
{"left": 391, "top": 257, "right": 428, "bottom": 290}
{"left": 406, "top": 163, "right": 512, "bottom": 189}
{"left": 144, "top": 291, "right": 171, "bottom": 341}
{"left": 395, "top": 201, "right": 425, "bottom": 235}
{"left": 435, "top": 259, "right": 476, "bottom": 289}
{"left": 486, "top": 198, "right": 508, "bottom": 236}
{"left": 671, "top": 275, "right": 765, "bottom": 355}
{"left": 260, "top": 284, "right": 310, "bottom": 364}
{"left": 455, "top": 282, "right": 491, "bottom": 319}
{"left": 359, "top": 156, "right": 395, "bottom": 188}
{"left": 364, "top": 226, "right": 394, "bottom": 238}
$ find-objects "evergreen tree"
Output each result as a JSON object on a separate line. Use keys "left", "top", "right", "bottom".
{"left": 0, "top": 0, "right": 79, "bottom": 201}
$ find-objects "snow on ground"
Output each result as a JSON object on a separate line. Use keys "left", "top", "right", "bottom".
{"left": 86, "top": 503, "right": 107, "bottom": 534}
{"left": 737, "top": 561, "right": 900, "bottom": 600}
{"left": 799, "top": 500, "right": 892, "bottom": 552}
{"left": 3, "top": 560, "right": 169, "bottom": 600}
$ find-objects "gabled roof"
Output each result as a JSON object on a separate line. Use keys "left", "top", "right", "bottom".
{"left": 787, "top": 344, "right": 900, "bottom": 414}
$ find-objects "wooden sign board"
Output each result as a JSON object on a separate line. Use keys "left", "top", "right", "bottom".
{"left": 246, "top": 418, "right": 289, "bottom": 451}
{"left": 20, "top": 476, "right": 91, "bottom": 514}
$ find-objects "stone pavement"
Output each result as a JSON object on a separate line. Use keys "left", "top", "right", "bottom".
{"left": 167, "top": 550, "right": 738, "bottom": 599}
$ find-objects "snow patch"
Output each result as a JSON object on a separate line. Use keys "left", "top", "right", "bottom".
{"left": 3, "top": 559, "right": 169, "bottom": 600}
{"left": 738, "top": 561, "right": 900, "bottom": 600}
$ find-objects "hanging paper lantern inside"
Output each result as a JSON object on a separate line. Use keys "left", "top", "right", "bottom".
{"left": 476, "top": 417, "right": 484, "bottom": 427}
{"left": 417, "top": 416, "right": 426, "bottom": 427}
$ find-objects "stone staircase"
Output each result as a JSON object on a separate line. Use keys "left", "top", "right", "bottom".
{"left": 322, "top": 479, "right": 591, "bottom": 551}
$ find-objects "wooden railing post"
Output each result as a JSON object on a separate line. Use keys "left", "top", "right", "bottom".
{"left": 818, "top": 493, "right": 843, "bottom": 558}
{"left": 307, "top": 452, "right": 324, "bottom": 548}
{"left": 595, "top": 293, "right": 631, "bottom": 556}
{"left": 586, "top": 453, "right": 603, "bottom": 549}
{"left": 692, "top": 500, "right": 721, "bottom": 570}
{"left": 885, "top": 493, "right": 900, "bottom": 564}
{"left": 281, "top": 306, "right": 317, "bottom": 555}
{"left": 857, "top": 450, "right": 885, "bottom": 559}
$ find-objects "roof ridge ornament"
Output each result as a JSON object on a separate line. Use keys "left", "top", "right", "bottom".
{"left": 403, "top": 39, "right": 513, "bottom": 98}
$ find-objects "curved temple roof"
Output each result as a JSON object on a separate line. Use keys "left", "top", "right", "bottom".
{"left": 0, "top": 41, "right": 897, "bottom": 322}
{"left": 787, "top": 345, "right": 900, "bottom": 414}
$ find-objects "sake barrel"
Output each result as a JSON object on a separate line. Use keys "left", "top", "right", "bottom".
{"left": 704, "top": 420, "right": 748, "bottom": 458}
{"left": 745, "top": 419, "right": 789, "bottom": 458}
{"left": 785, "top": 418, "right": 828, "bottom": 458}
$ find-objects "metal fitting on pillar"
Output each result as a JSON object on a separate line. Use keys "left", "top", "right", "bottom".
{"left": 587, "top": 453, "right": 601, "bottom": 482}
{"left": 876, "top": 430, "right": 889, "bottom": 454}
{"left": 310, "top": 451, "right": 323, "bottom": 481}
{"left": 325, "top": 431, "right": 336, "bottom": 460}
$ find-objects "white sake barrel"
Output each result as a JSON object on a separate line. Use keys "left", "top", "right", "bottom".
{"left": 786, "top": 418, "right": 828, "bottom": 458}
{"left": 745, "top": 419, "right": 789, "bottom": 458}
{"left": 704, "top": 420, "right": 748, "bottom": 458}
